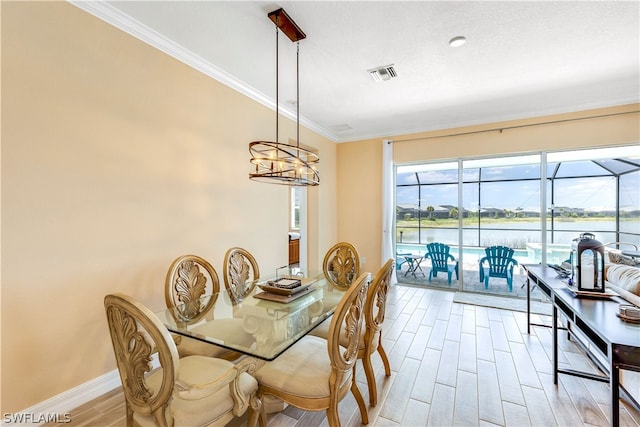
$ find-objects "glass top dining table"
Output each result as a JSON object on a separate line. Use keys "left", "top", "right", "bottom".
{"left": 154, "top": 272, "right": 345, "bottom": 361}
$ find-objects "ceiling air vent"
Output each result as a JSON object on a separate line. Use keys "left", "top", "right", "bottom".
{"left": 329, "top": 124, "right": 353, "bottom": 133}
{"left": 368, "top": 64, "right": 397, "bottom": 82}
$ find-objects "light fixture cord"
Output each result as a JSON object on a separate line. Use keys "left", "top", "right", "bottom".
{"left": 296, "top": 40, "right": 300, "bottom": 154}
{"left": 276, "top": 14, "right": 280, "bottom": 144}
{"left": 275, "top": 18, "right": 279, "bottom": 145}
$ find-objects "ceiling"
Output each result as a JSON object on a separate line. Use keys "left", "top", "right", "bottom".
{"left": 74, "top": 1, "right": 639, "bottom": 143}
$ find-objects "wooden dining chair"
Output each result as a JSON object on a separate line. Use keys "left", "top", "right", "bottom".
{"left": 165, "top": 254, "right": 220, "bottom": 311}
{"left": 310, "top": 259, "right": 394, "bottom": 406}
{"left": 104, "top": 293, "right": 263, "bottom": 427}
{"left": 361, "top": 258, "right": 393, "bottom": 406}
{"left": 247, "top": 273, "right": 371, "bottom": 427}
{"left": 323, "top": 242, "right": 361, "bottom": 290}
{"left": 223, "top": 247, "right": 260, "bottom": 302}
{"left": 165, "top": 254, "right": 249, "bottom": 361}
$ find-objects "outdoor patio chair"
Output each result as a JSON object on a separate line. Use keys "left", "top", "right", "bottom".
{"left": 395, "top": 253, "right": 410, "bottom": 271}
{"left": 425, "top": 242, "right": 459, "bottom": 285}
{"left": 479, "top": 245, "right": 519, "bottom": 291}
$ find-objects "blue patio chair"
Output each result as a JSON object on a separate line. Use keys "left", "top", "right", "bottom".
{"left": 479, "top": 245, "right": 518, "bottom": 291}
{"left": 425, "top": 242, "right": 459, "bottom": 284}
{"left": 396, "top": 253, "right": 410, "bottom": 271}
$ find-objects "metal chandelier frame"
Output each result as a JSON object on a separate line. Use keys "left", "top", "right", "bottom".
{"left": 249, "top": 8, "right": 320, "bottom": 186}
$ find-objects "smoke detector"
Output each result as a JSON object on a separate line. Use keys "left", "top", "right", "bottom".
{"left": 368, "top": 64, "right": 397, "bottom": 82}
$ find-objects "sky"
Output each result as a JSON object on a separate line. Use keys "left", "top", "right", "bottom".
{"left": 396, "top": 147, "right": 639, "bottom": 212}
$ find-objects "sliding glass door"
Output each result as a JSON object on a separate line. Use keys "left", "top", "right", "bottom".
{"left": 396, "top": 162, "right": 460, "bottom": 289}
{"left": 461, "top": 155, "right": 541, "bottom": 294}
{"left": 394, "top": 145, "right": 640, "bottom": 298}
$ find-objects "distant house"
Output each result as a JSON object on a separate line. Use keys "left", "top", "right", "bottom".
{"left": 479, "top": 207, "right": 503, "bottom": 218}
{"left": 397, "top": 203, "right": 419, "bottom": 220}
{"left": 396, "top": 204, "right": 456, "bottom": 220}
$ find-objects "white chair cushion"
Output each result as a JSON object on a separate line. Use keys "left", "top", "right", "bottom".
{"left": 174, "top": 335, "right": 238, "bottom": 359}
{"left": 139, "top": 355, "right": 258, "bottom": 426}
{"left": 254, "top": 335, "right": 351, "bottom": 399}
{"left": 175, "top": 319, "right": 254, "bottom": 359}
{"left": 175, "top": 356, "right": 237, "bottom": 400}
{"left": 174, "top": 318, "right": 255, "bottom": 360}
{"left": 191, "top": 318, "right": 254, "bottom": 346}
{"left": 309, "top": 318, "right": 366, "bottom": 351}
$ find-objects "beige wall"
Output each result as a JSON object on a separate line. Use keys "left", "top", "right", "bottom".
{"left": 336, "top": 139, "right": 383, "bottom": 273}
{"left": 2, "top": 0, "right": 639, "bottom": 415}
{"left": 1, "top": 2, "right": 337, "bottom": 412}
{"left": 338, "top": 105, "right": 640, "bottom": 271}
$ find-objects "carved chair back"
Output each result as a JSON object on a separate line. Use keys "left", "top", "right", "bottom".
{"left": 104, "top": 293, "right": 179, "bottom": 426}
{"left": 327, "top": 272, "right": 369, "bottom": 400}
{"left": 323, "top": 242, "right": 361, "bottom": 290}
{"left": 164, "top": 255, "right": 220, "bottom": 322}
{"left": 223, "top": 247, "right": 260, "bottom": 302}
{"left": 364, "top": 259, "right": 393, "bottom": 350}
{"left": 362, "top": 259, "right": 394, "bottom": 406}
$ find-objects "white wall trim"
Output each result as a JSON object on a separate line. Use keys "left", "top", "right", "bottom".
{"left": 3, "top": 370, "right": 121, "bottom": 426}
{"left": 8, "top": 354, "right": 162, "bottom": 426}
{"left": 67, "top": 0, "right": 338, "bottom": 142}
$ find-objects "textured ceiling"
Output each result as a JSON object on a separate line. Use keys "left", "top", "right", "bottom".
{"left": 75, "top": 1, "right": 639, "bottom": 142}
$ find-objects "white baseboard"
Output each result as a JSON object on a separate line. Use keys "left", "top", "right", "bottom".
{"left": 6, "top": 356, "right": 161, "bottom": 426}
{"left": 3, "top": 370, "right": 121, "bottom": 426}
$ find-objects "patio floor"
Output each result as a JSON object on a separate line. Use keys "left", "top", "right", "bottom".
{"left": 396, "top": 258, "right": 549, "bottom": 302}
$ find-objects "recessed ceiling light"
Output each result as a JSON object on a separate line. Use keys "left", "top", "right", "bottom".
{"left": 449, "top": 36, "right": 467, "bottom": 47}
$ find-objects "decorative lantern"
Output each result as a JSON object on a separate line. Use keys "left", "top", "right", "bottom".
{"left": 570, "top": 233, "right": 605, "bottom": 292}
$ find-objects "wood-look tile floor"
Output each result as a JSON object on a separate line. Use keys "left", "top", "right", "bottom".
{"left": 48, "top": 285, "right": 640, "bottom": 427}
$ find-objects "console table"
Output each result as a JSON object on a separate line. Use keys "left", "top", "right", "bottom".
{"left": 525, "top": 265, "right": 640, "bottom": 426}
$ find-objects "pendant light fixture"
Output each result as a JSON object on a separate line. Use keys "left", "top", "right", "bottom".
{"left": 249, "top": 8, "right": 320, "bottom": 186}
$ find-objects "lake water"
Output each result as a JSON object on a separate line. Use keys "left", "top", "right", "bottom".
{"left": 396, "top": 220, "right": 639, "bottom": 264}
{"left": 397, "top": 220, "right": 637, "bottom": 247}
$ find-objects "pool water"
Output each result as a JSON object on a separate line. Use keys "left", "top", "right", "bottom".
{"left": 396, "top": 243, "right": 530, "bottom": 263}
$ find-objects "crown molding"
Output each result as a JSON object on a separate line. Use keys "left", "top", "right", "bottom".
{"left": 68, "top": 1, "right": 339, "bottom": 142}
{"left": 337, "top": 98, "right": 640, "bottom": 143}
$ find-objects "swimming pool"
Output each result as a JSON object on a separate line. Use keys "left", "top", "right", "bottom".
{"left": 396, "top": 243, "right": 530, "bottom": 263}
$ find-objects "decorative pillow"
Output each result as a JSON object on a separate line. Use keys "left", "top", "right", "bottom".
{"left": 606, "top": 264, "right": 640, "bottom": 296}
{"left": 608, "top": 251, "right": 638, "bottom": 266}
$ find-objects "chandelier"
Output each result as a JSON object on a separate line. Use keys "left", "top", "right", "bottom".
{"left": 249, "top": 8, "right": 320, "bottom": 186}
